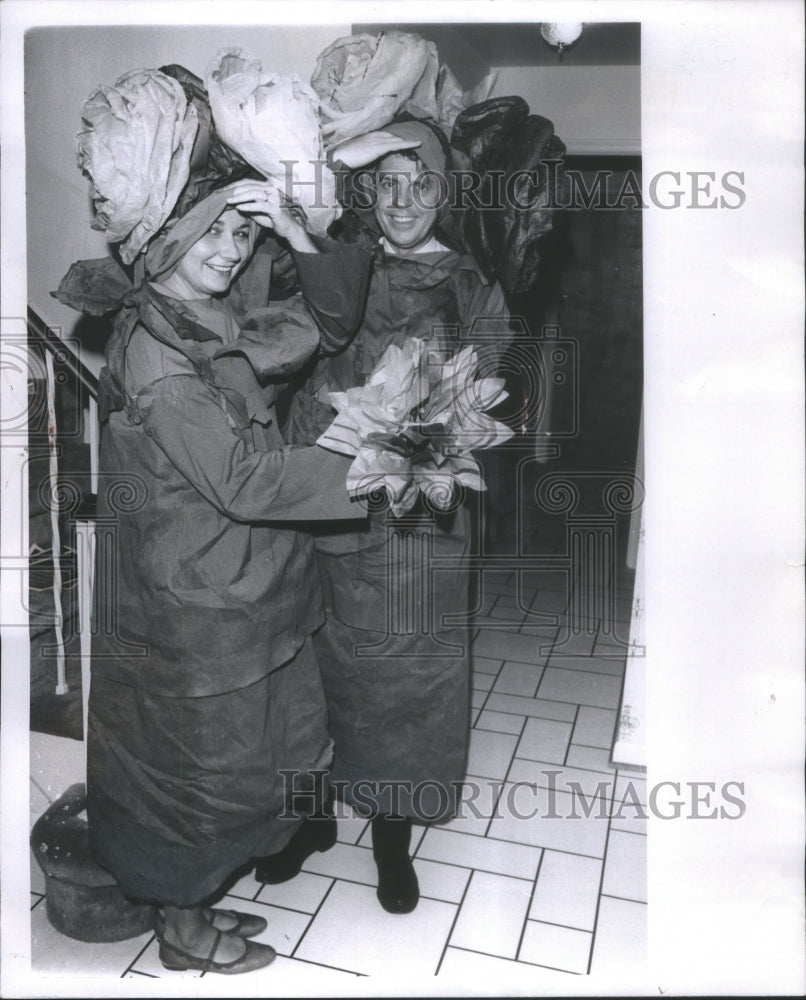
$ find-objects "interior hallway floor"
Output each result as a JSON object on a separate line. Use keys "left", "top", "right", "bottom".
{"left": 30, "top": 556, "right": 646, "bottom": 990}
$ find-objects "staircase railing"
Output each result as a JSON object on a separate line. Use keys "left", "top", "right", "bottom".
{"left": 27, "top": 306, "right": 100, "bottom": 745}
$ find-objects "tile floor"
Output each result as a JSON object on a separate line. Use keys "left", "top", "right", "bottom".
{"left": 30, "top": 559, "right": 646, "bottom": 988}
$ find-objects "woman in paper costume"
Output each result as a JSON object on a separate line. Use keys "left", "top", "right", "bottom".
{"left": 54, "top": 64, "right": 370, "bottom": 974}
{"left": 258, "top": 115, "right": 514, "bottom": 915}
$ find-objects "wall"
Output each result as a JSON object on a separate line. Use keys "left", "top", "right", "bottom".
{"left": 490, "top": 65, "right": 641, "bottom": 155}
{"left": 25, "top": 25, "right": 349, "bottom": 372}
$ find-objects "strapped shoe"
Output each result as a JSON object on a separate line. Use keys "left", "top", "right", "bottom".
{"left": 154, "top": 906, "right": 268, "bottom": 940}
{"left": 159, "top": 928, "right": 276, "bottom": 975}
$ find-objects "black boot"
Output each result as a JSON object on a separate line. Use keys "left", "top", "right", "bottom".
{"left": 371, "top": 814, "right": 419, "bottom": 914}
{"left": 254, "top": 801, "right": 337, "bottom": 885}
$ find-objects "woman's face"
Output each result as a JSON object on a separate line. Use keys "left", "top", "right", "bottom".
{"left": 374, "top": 153, "right": 440, "bottom": 254}
{"left": 166, "top": 209, "right": 256, "bottom": 299}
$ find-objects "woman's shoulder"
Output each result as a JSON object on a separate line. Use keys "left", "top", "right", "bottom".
{"left": 123, "top": 324, "right": 195, "bottom": 395}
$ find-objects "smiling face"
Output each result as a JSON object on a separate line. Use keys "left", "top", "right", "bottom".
{"left": 373, "top": 153, "right": 441, "bottom": 255}
{"left": 164, "top": 209, "right": 256, "bottom": 300}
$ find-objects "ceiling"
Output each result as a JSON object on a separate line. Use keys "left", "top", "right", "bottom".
{"left": 353, "top": 22, "right": 641, "bottom": 87}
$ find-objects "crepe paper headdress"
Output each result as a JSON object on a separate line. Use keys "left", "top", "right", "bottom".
{"left": 55, "top": 63, "right": 276, "bottom": 319}
{"left": 73, "top": 64, "right": 263, "bottom": 268}
{"left": 311, "top": 30, "right": 496, "bottom": 146}
{"left": 204, "top": 48, "right": 340, "bottom": 236}
{"left": 76, "top": 68, "right": 199, "bottom": 265}
{"left": 158, "top": 63, "right": 263, "bottom": 219}
{"left": 451, "top": 96, "right": 566, "bottom": 296}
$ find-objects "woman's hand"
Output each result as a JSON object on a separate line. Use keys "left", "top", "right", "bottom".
{"left": 226, "top": 181, "right": 318, "bottom": 253}
{"left": 331, "top": 131, "right": 422, "bottom": 169}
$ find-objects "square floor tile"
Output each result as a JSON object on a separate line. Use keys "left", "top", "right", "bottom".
{"left": 529, "top": 850, "right": 603, "bottom": 931}
{"left": 136, "top": 935, "right": 351, "bottom": 984}
{"left": 489, "top": 603, "right": 529, "bottom": 623}
{"left": 472, "top": 654, "right": 504, "bottom": 674}
{"left": 566, "top": 744, "right": 616, "bottom": 772}
{"left": 333, "top": 802, "right": 371, "bottom": 845}
{"left": 602, "top": 829, "right": 647, "bottom": 902}
{"left": 480, "top": 576, "right": 519, "bottom": 596}
{"left": 507, "top": 759, "right": 616, "bottom": 801}
{"left": 216, "top": 894, "right": 311, "bottom": 956}
{"left": 593, "top": 632, "right": 633, "bottom": 657}
{"left": 442, "top": 777, "right": 504, "bottom": 837}
{"left": 130, "top": 937, "right": 201, "bottom": 979}
{"left": 524, "top": 570, "right": 571, "bottom": 593}
{"left": 518, "top": 920, "right": 592, "bottom": 974}
{"left": 413, "top": 858, "right": 471, "bottom": 903}
{"left": 550, "top": 631, "right": 599, "bottom": 656}
{"left": 466, "top": 728, "right": 518, "bottom": 780}
{"left": 242, "top": 951, "right": 363, "bottom": 984}
{"left": 493, "top": 591, "right": 535, "bottom": 612}
{"left": 450, "top": 870, "right": 532, "bottom": 959}
{"left": 474, "top": 709, "right": 526, "bottom": 737}
{"left": 301, "top": 841, "right": 377, "bottom": 886}
{"left": 473, "top": 630, "right": 550, "bottom": 665}
{"left": 418, "top": 827, "right": 541, "bottom": 880}
{"left": 254, "top": 871, "right": 333, "bottom": 914}
{"left": 530, "top": 588, "right": 570, "bottom": 614}
{"left": 439, "top": 945, "right": 582, "bottom": 989}
{"left": 472, "top": 671, "right": 495, "bottom": 692}
{"left": 516, "top": 717, "right": 573, "bottom": 765}
{"left": 615, "top": 771, "right": 647, "bottom": 806}
{"left": 493, "top": 661, "right": 543, "bottom": 698}
{"left": 488, "top": 785, "right": 609, "bottom": 858}
{"left": 471, "top": 688, "right": 488, "bottom": 710}
{"left": 610, "top": 810, "right": 648, "bottom": 836}
{"left": 480, "top": 569, "right": 515, "bottom": 587}
{"left": 294, "top": 879, "right": 456, "bottom": 977}
{"left": 571, "top": 706, "right": 618, "bottom": 749}
{"left": 537, "top": 667, "right": 623, "bottom": 710}
{"left": 469, "top": 587, "right": 499, "bottom": 617}
{"left": 473, "top": 616, "right": 522, "bottom": 633}
{"left": 356, "top": 821, "right": 426, "bottom": 855}
{"left": 31, "top": 903, "right": 154, "bottom": 977}
{"left": 589, "top": 894, "right": 647, "bottom": 977}
{"left": 548, "top": 653, "right": 625, "bottom": 677}
{"left": 484, "top": 693, "right": 577, "bottom": 723}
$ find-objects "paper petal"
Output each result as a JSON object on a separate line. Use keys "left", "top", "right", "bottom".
{"left": 206, "top": 49, "right": 338, "bottom": 235}
{"left": 311, "top": 32, "right": 432, "bottom": 146}
{"left": 76, "top": 69, "right": 198, "bottom": 261}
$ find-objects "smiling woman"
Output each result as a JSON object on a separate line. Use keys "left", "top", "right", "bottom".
{"left": 162, "top": 210, "right": 257, "bottom": 298}
{"left": 49, "top": 64, "right": 373, "bottom": 976}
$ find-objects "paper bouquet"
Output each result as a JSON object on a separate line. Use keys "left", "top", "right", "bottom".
{"left": 317, "top": 339, "right": 514, "bottom": 516}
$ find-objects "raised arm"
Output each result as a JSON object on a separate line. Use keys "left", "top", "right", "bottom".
{"left": 227, "top": 180, "right": 373, "bottom": 354}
